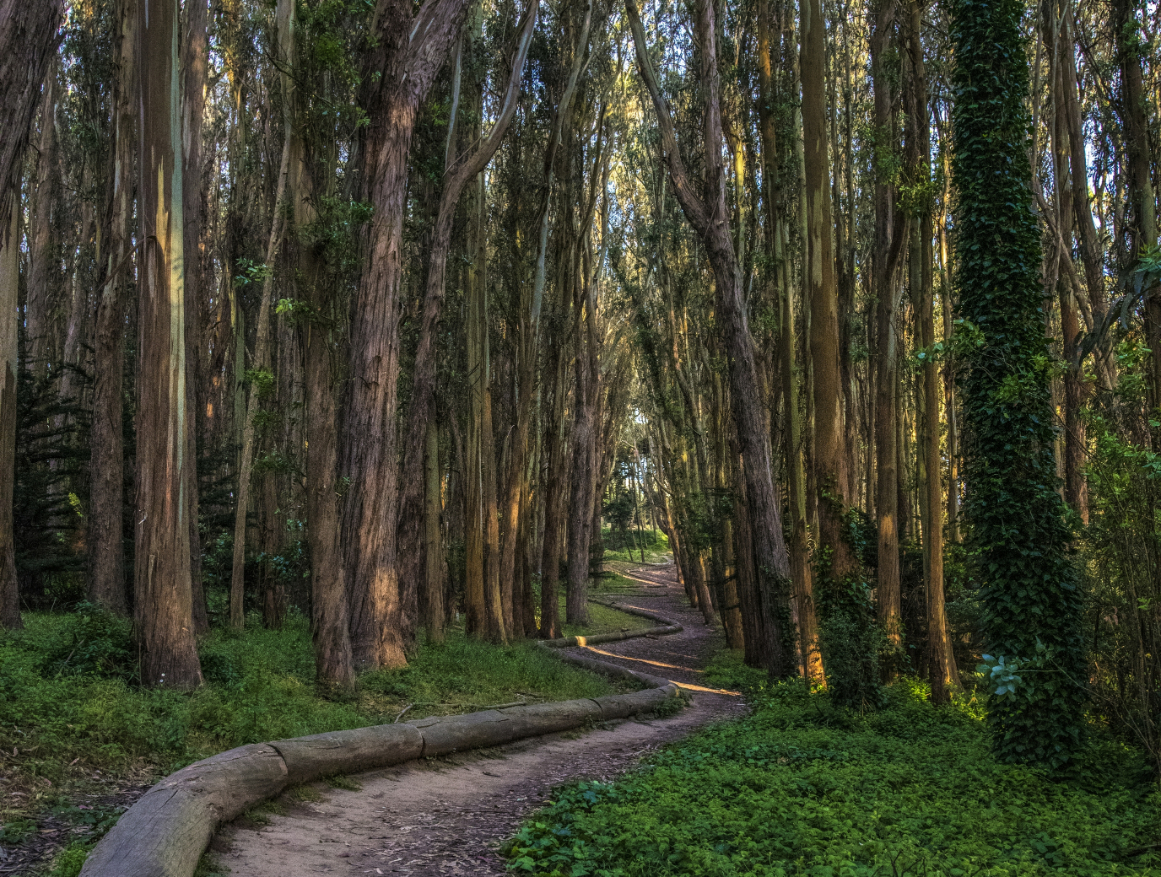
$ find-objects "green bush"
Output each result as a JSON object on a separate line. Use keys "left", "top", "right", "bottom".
{"left": 506, "top": 682, "right": 1161, "bottom": 876}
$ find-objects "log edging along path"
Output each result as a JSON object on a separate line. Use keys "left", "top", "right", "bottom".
{"left": 77, "top": 602, "right": 686, "bottom": 877}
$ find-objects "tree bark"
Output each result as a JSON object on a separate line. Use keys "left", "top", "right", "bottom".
{"left": 904, "top": 0, "right": 956, "bottom": 700}
{"left": 343, "top": 0, "right": 470, "bottom": 669}
{"left": 870, "top": 0, "right": 908, "bottom": 652}
{"left": 0, "top": 204, "right": 19, "bottom": 630}
{"left": 423, "top": 419, "right": 445, "bottom": 644}
{"left": 135, "top": 0, "right": 203, "bottom": 688}
{"left": 89, "top": 0, "right": 135, "bottom": 616}
{"left": 539, "top": 344, "right": 568, "bottom": 639}
{"left": 395, "top": 1, "right": 537, "bottom": 641}
{"left": 182, "top": 0, "right": 210, "bottom": 635}
{"left": 25, "top": 71, "right": 58, "bottom": 377}
{"left": 756, "top": 0, "right": 820, "bottom": 680}
{"left": 0, "top": 0, "right": 62, "bottom": 629}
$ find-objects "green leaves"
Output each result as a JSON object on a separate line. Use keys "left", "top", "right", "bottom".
{"left": 503, "top": 684, "right": 1161, "bottom": 876}
{"left": 950, "top": 0, "right": 1085, "bottom": 768}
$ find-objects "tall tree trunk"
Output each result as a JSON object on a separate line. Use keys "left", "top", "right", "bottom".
{"left": 395, "top": 1, "right": 537, "bottom": 640}
{"left": 539, "top": 343, "right": 567, "bottom": 638}
{"left": 229, "top": 96, "right": 292, "bottom": 631}
{"left": 1046, "top": 0, "right": 1088, "bottom": 524}
{"left": 565, "top": 276, "right": 596, "bottom": 628}
{"left": 0, "top": 0, "right": 63, "bottom": 630}
{"left": 870, "top": 0, "right": 908, "bottom": 653}
{"left": 135, "top": 0, "right": 203, "bottom": 688}
{"left": 89, "top": 0, "right": 135, "bottom": 616}
{"left": 182, "top": 0, "right": 210, "bottom": 635}
{"left": 500, "top": 1, "right": 587, "bottom": 637}
{"left": 287, "top": 0, "right": 355, "bottom": 690}
{"left": 756, "top": 0, "right": 820, "bottom": 680}
{"left": 804, "top": 0, "right": 879, "bottom": 705}
{"left": 628, "top": 0, "right": 796, "bottom": 677}
{"left": 343, "top": 0, "right": 470, "bottom": 670}
{"left": 904, "top": 0, "right": 956, "bottom": 700}
{"left": 297, "top": 208, "right": 356, "bottom": 693}
{"left": 25, "top": 71, "right": 58, "bottom": 377}
{"left": 0, "top": 203, "right": 18, "bottom": 629}
{"left": 424, "top": 419, "right": 445, "bottom": 644}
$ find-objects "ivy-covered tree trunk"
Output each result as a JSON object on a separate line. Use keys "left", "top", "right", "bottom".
{"left": 951, "top": 0, "right": 1084, "bottom": 766}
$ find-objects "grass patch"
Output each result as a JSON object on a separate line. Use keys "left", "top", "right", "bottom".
{"left": 601, "top": 527, "right": 670, "bottom": 564}
{"left": 505, "top": 680, "right": 1161, "bottom": 876}
{"left": 560, "top": 595, "right": 653, "bottom": 638}
{"left": 0, "top": 600, "right": 645, "bottom": 828}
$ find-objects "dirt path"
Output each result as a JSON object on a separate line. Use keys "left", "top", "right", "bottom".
{"left": 212, "top": 563, "right": 745, "bottom": 876}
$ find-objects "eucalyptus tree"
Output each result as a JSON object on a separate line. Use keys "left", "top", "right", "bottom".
{"left": 88, "top": 0, "right": 135, "bottom": 616}
{"left": 0, "top": 0, "right": 64, "bottom": 629}
{"left": 134, "top": 0, "right": 203, "bottom": 688}
{"left": 343, "top": 0, "right": 474, "bottom": 670}
{"left": 627, "top": 0, "right": 796, "bottom": 678}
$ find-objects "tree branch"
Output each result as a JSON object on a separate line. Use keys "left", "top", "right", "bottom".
{"left": 624, "top": 0, "right": 711, "bottom": 237}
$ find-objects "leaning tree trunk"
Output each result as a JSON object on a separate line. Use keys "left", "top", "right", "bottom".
{"left": 135, "top": 0, "right": 203, "bottom": 689}
{"left": 628, "top": 0, "right": 796, "bottom": 677}
{"left": 394, "top": 0, "right": 537, "bottom": 641}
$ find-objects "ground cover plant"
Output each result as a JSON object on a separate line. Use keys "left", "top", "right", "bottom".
{"left": 505, "top": 664, "right": 1161, "bottom": 876}
{"left": 0, "top": 601, "right": 646, "bottom": 855}
{"left": 599, "top": 527, "right": 671, "bottom": 565}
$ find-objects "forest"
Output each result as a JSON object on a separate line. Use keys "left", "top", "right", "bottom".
{"left": 0, "top": 0, "right": 1160, "bottom": 870}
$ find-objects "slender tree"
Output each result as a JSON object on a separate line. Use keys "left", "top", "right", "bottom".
{"left": 628, "top": 0, "right": 797, "bottom": 677}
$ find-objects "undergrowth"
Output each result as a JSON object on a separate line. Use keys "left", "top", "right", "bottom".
{"left": 505, "top": 672, "right": 1161, "bottom": 876}
{"left": 600, "top": 527, "right": 670, "bottom": 564}
{"left": 0, "top": 599, "right": 645, "bottom": 832}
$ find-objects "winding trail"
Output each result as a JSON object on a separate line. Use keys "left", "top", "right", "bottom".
{"left": 211, "top": 562, "right": 745, "bottom": 876}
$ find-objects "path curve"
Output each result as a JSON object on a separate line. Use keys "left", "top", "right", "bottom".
{"left": 212, "top": 564, "right": 745, "bottom": 876}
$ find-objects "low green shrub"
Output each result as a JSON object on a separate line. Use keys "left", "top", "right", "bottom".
{"left": 506, "top": 681, "right": 1161, "bottom": 876}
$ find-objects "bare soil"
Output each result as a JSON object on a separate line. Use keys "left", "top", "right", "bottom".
{"left": 212, "top": 563, "right": 745, "bottom": 876}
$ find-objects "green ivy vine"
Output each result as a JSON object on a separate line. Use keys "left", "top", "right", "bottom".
{"left": 950, "top": 0, "right": 1085, "bottom": 767}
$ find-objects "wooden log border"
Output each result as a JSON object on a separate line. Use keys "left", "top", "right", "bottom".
{"left": 78, "top": 601, "right": 686, "bottom": 877}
